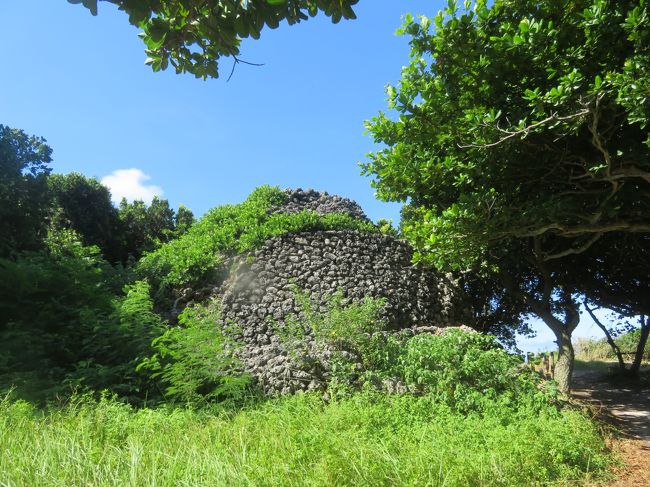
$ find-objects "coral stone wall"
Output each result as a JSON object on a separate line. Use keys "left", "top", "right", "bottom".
{"left": 268, "top": 188, "right": 369, "bottom": 222}
{"left": 217, "top": 228, "right": 464, "bottom": 394}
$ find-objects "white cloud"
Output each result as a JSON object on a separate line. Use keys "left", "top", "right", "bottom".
{"left": 101, "top": 168, "right": 163, "bottom": 205}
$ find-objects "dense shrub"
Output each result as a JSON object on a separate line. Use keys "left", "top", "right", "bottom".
{"left": 138, "top": 300, "right": 252, "bottom": 406}
{"left": 278, "top": 290, "right": 554, "bottom": 413}
{"left": 0, "top": 230, "right": 163, "bottom": 403}
{"left": 393, "top": 330, "right": 552, "bottom": 413}
{"left": 137, "top": 186, "right": 377, "bottom": 300}
{"left": 67, "top": 280, "right": 166, "bottom": 402}
{"left": 0, "top": 230, "right": 115, "bottom": 400}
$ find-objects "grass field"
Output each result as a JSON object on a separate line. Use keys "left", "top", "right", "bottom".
{"left": 0, "top": 391, "right": 610, "bottom": 487}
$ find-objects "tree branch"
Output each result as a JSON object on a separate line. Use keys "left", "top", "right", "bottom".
{"left": 511, "top": 221, "right": 650, "bottom": 238}
{"left": 584, "top": 301, "right": 626, "bottom": 370}
{"left": 458, "top": 109, "right": 590, "bottom": 149}
{"left": 541, "top": 232, "right": 603, "bottom": 261}
{"left": 227, "top": 55, "right": 264, "bottom": 82}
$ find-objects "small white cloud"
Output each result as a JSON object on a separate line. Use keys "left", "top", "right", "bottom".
{"left": 101, "top": 168, "right": 163, "bottom": 205}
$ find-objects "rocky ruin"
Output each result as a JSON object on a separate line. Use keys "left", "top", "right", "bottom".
{"left": 214, "top": 189, "right": 466, "bottom": 394}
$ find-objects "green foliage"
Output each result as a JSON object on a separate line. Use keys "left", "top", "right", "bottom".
{"left": 68, "top": 0, "right": 359, "bottom": 78}
{"left": 0, "top": 230, "right": 114, "bottom": 400}
{"left": 278, "top": 288, "right": 390, "bottom": 387}
{"left": 69, "top": 280, "right": 167, "bottom": 401}
{"left": 138, "top": 300, "right": 251, "bottom": 405}
{"left": 576, "top": 329, "right": 649, "bottom": 362}
{"left": 0, "top": 391, "right": 609, "bottom": 486}
{"left": 287, "top": 289, "right": 386, "bottom": 352}
{"left": 376, "top": 218, "right": 399, "bottom": 237}
{"left": 279, "top": 290, "right": 552, "bottom": 412}
{"left": 117, "top": 196, "right": 179, "bottom": 261}
{"left": 0, "top": 229, "right": 164, "bottom": 403}
{"left": 173, "top": 204, "right": 195, "bottom": 236}
{"left": 363, "top": 0, "right": 650, "bottom": 270}
{"left": 138, "top": 186, "right": 377, "bottom": 298}
{"left": 0, "top": 124, "right": 52, "bottom": 257}
{"left": 48, "top": 172, "right": 124, "bottom": 263}
{"left": 393, "top": 330, "right": 552, "bottom": 413}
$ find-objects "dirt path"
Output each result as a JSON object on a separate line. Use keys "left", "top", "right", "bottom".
{"left": 572, "top": 364, "right": 650, "bottom": 486}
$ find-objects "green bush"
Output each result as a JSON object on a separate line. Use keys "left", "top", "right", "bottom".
{"left": 394, "top": 330, "right": 552, "bottom": 413}
{"left": 67, "top": 280, "right": 166, "bottom": 402}
{"left": 277, "top": 289, "right": 397, "bottom": 389}
{"left": 0, "top": 229, "right": 166, "bottom": 403}
{"left": 137, "top": 186, "right": 377, "bottom": 300}
{"left": 279, "top": 290, "right": 553, "bottom": 413}
{"left": 138, "top": 300, "right": 252, "bottom": 406}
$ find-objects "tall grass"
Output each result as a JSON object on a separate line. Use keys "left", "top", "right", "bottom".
{"left": 575, "top": 329, "right": 648, "bottom": 363}
{"left": 0, "top": 392, "right": 609, "bottom": 487}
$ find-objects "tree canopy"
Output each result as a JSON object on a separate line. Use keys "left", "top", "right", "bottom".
{"left": 364, "top": 0, "right": 649, "bottom": 270}
{"left": 68, "top": 0, "right": 359, "bottom": 78}
{"left": 0, "top": 125, "right": 52, "bottom": 257}
{"left": 363, "top": 0, "right": 650, "bottom": 391}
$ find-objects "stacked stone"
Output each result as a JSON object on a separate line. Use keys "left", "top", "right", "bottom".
{"left": 216, "top": 224, "right": 464, "bottom": 394}
{"left": 200, "top": 188, "right": 468, "bottom": 394}
{"left": 268, "top": 188, "right": 369, "bottom": 222}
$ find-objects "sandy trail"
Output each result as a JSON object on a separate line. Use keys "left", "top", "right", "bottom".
{"left": 572, "top": 364, "right": 650, "bottom": 486}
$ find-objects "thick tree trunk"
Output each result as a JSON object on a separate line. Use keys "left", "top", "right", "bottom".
{"left": 533, "top": 301, "right": 579, "bottom": 394}
{"left": 501, "top": 253, "right": 579, "bottom": 394}
{"left": 552, "top": 329, "right": 575, "bottom": 394}
{"left": 629, "top": 316, "right": 649, "bottom": 377}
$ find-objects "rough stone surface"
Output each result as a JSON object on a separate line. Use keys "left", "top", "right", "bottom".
{"left": 217, "top": 230, "right": 466, "bottom": 394}
{"left": 268, "top": 188, "right": 369, "bottom": 222}
{"left": 206, "top": 189, "right": 467, "bottom": 394}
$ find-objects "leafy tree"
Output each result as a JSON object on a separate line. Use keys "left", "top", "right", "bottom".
{"left": 460, "top": 271, "right": 532, "bottom": 351}
{"left": 118, "top": 196, "right": 179, "bottom": 260}
{"left": 363, "top": 0, "right": 650, "bottom": 391}
{"left": 569, "top": 233, "right": 649, "bottom": 317}
{"left": 146, "top": 196, "right": 176, "bottom": 243}
{"left": 0, "top": 228, "right": 165, "bottom": 403}
{"left": 583, "top": 305, "right": 649, "bottom": 376}
{"left": 67, "top": 0, "right": 358, "bottom": 78}
{"left": 118, "top": 199, "right": 151, "bottom": 260}
{"left": 48, "top": 172, "right": 124, "bottom": 263}
{"left": 0, "top": 125, "right": 52, "bottom": 257}
{"left": 174, "top": 204, "right": 195, "bottom": 236}
{"left": 0, "top": 230, "right": 115, "bottom": 400}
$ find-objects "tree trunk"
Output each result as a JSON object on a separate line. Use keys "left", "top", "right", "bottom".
{"left": 552, "top": 329, "right": 575, "bottom": 394}
{"left": 629, "top": 316, "right": 649, "bottom": 377}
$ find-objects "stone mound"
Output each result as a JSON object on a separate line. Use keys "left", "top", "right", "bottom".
{"left": 268, "top": 188, "right": 369, "bottom": 222}
{"left": 213, "top": 189, "right": 466, "bottom": 394}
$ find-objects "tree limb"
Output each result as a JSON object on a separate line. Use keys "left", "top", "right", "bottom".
{"left": 584, "top": 301, "right": 626, "bottom": 370}
{"left": 541, "top": 232, "right": 603, "bottom": 261}
{"left": 511, "top": 221, "right": 650, "bottom": 238}
{"left": 458, "top": 109, "right": 590, "bottom": 149}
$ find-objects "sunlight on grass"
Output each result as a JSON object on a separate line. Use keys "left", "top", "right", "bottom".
{"left": 0, "top": 392, "right": 609, "bottom": 487}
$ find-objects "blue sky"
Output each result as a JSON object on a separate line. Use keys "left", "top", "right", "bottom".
{"left": 0, "top": 1, "right": 612, "bottom": 351}
{"left": 0, "top": 0, "right": 438, "bottom": 223}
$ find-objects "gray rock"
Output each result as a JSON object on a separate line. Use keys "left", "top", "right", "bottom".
{"left": 206, "top": 189, "right": 469, "bottom": 395}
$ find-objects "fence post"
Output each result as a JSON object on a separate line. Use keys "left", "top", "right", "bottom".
{"left": 549, "top": 351, "right": 555, "bottom": 377}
